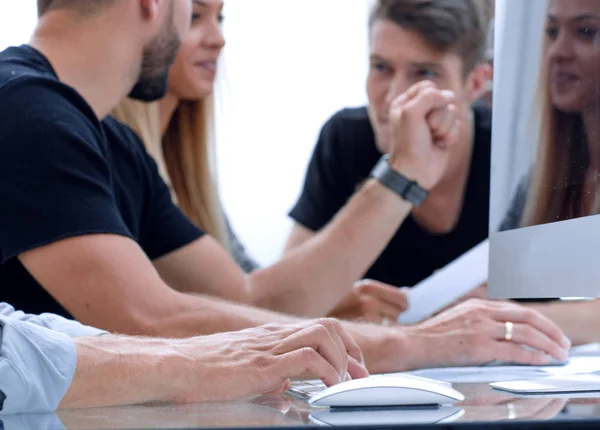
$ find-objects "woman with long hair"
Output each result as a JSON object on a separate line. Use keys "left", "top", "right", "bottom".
{"left": 500, "top": 0, "right": 600, "bottom": 344}
{"left": 112, "top": 0, "right": 258, "bottom": 273}
{"left": 501, "top": 0, "right": 600, "bottom": 230}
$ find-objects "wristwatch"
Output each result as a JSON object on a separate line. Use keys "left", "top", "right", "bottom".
{"left": 369, "top": 155, "right": 429, "bottom": 207}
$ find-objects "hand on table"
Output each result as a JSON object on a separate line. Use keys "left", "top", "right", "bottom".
{"left": 327, "top": 279, "right": 408, "bottom": 325}
{"left": 173, "top": 318, "right": 369, "bottom": 403}
{"left": 404, "top": 299, "right": 571, "bottom": 368}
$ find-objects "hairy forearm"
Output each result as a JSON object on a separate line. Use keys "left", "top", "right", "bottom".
{"left": 151, "top": 295, "right": 412, "bottom": 375}
{"left": 249, "top": 180, "right": 411, "bottom": 316}
{"left": 59, "top": 335, "right": 189, "bottom": 409}
{"left": 124, "top": 291, "right": 303, "bottom": 338}
{"left": 525, "top": 300, "right": 600, "bottom": 346}
{"left": 159, "top": 293, "right": 302, "bottom": 335}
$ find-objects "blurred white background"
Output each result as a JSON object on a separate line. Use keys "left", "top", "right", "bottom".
{"left": 214, "top": 0, "right": 373, "bottom": 265}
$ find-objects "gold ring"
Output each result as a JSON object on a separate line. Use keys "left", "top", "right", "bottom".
{"left": 507, "top": 402, "right": 516, "bottom": 420}
{"left": 504, "top": 321, "right": 514, "bottom": 342}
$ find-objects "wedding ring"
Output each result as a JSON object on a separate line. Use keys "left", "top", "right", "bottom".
{"left": 504, "top": 321, "right": 514, "bottom": 342}
{"left": 507, "top": 402, "right": 516, "bottom": 420}
{"left": 381, "top": 317, "right": 391, "bottom": 326}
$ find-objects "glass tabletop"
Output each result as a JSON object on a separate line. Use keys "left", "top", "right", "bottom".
{"left": 5, "top": 382, "right": 600, "bottom": 430}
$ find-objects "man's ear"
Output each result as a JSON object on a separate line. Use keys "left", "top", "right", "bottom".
{"left": 465, "top": 62, "right": 493, "bottom": 103}
{"left": 139, "top": 0, "right": 160, "bottom": 21}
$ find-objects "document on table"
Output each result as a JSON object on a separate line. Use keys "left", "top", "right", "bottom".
{"left": 398, "top": 239, "right": 489, "bottom": 325}
{"left": 397, "top": 357, "right": 600, "bottom": 384}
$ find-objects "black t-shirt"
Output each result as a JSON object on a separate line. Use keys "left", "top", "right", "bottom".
{"left": 290, "top": 104, "right": 491, "bottom": 288}
{"left": 0, "top": 45, "right": 204, "bottom": 317}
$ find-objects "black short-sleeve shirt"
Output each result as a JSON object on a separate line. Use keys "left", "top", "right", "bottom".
{"left": 290, "top": 104, "right": 491, "bottom": 288}
{"left": 0, "top": 45, "right": 204, "bottom": 317}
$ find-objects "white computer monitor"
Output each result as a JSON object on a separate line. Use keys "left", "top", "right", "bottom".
{"left": 488, "top": 0, "right": 600, "bottom": 299}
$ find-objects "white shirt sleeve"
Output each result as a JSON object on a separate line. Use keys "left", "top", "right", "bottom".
{"left": 0, "top": 303, "right": 108, "bottom": 414}
{"left": 0, "top": 303, "right": 108, "bottom": 337}
{"left": 0, "top": 316, "right": 77, "bottom": 414}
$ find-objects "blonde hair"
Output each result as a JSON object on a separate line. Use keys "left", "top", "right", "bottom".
{"left": 521, "top": 5, "right": 591, "bottom": 226}
{"left": 112, "top": 97, "right": 230, "bottom": 251}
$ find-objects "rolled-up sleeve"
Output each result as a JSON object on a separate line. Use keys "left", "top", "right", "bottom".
{"left": 0, "top": 316, "right": 77, "bottom": 414}
{"left": 0, "top": 303, "right": 107, "bottom": 337}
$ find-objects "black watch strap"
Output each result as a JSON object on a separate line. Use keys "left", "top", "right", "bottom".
{"left": 369, "top": 155, "right": 429, "bottom": 207}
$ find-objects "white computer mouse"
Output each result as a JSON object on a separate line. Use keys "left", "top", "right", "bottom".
{"left": 308, "top": 374, "right": 465, "bottom": 408}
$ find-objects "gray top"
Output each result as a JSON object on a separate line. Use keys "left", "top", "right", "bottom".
{"left": 498, "top": 174, "right": 530, "bottom": 232}
{"left": 0, "top": 303, "right": 107, "bottom": 415}
{"left": 225, "top": 216, "right": 260, "bottom": 273}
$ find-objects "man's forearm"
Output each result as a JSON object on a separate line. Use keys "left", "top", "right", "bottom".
{"left": 59, "top": 335, "right": 189, "bottom": 409}
{"left": 131, "top": 291, "right": 302, "bottom": 338}
{"left": 104, "top": 290, "right": 412, "bottom": 375}
{"left": 249, "top": 179, "right": 412, "bottom": 316}
{"left": 164, "top": 296, "right": 420, "bottom": 374}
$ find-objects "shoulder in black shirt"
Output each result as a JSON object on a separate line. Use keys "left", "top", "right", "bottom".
{"left": 290, "top": 104, "right": 491, "bottom": 288}
{"left": 0, "top": 45, "right": 204, "bottom": 317}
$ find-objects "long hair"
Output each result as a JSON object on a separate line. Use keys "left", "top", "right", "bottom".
{"left": 112, "top": 97, "right": 230, "bottom": 251}
{"left": 521, "top": 7, "right": 590, "bottom": 227}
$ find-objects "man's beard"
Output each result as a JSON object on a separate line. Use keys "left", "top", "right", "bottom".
{"left": 129, "top": 7, "right": 180, "bottom": 102}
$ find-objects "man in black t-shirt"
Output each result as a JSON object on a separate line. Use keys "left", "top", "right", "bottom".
{"left": 287, "top": 0, "right": 494, "bottom": 306}
{"left": 0, "top": 0, "right": 570, "bottom": 373}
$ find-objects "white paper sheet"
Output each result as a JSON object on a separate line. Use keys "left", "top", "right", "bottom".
{"left": 398, "top": 239, "right": 489, "bottom": 325}
{"left": 491, "top": 374, "right": 600, "bottom": 394}
{"left": 402, "top": 367, "right": 548, "bottom": 384}
{"left": 396, "top": 355, "right": 600, "bottom": 384}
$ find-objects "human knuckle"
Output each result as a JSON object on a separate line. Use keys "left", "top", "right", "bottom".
{"left": 362, "top": 295, "right": 378, "bottom": 309}
{"left": 318, "top": 317, "right": 338, "bottom": 328}
{"left": 421, "top": 87, "right": 438, "bottom": 98}
{"left": 313, "top": 325, "right": 330, "bottom": 339}
{"left": 313, "top": 320, "right": 333, "bottom": 335}
{"left": 522, "top": 308, "right": 537, "bottom": 324}
{"left": 262, "top": 322, "right": 282, "bottom": 332}
{"left": 362, "top": 282, "right": 377, "bottom": 293}
{"left": 299, "top": 347, "right": 319, "bottom": 361}
{"left": 253, "top": 353, "right": 274, "bottom": 370}
{"left": 357, "top": 295, "right": 372, "bottom": 310}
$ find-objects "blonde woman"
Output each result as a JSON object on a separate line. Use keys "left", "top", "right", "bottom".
{"left": 113, "top": 1, "right": 258, "bottom": 273}
{"left": 499, "top": 0, "right": 600, "bottom": 344}
{"left": 501, "top": 0, "right": 600, "bottom": 230}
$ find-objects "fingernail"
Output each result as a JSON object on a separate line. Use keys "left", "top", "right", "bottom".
{"left": 560, "top": 348, "right": 569, "bottom": 360}
{"left": 562, "top": 335, "right": 572, "bottom": 348}
{"left": 344, "top": 372, "right": 352, "bottom": 382}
